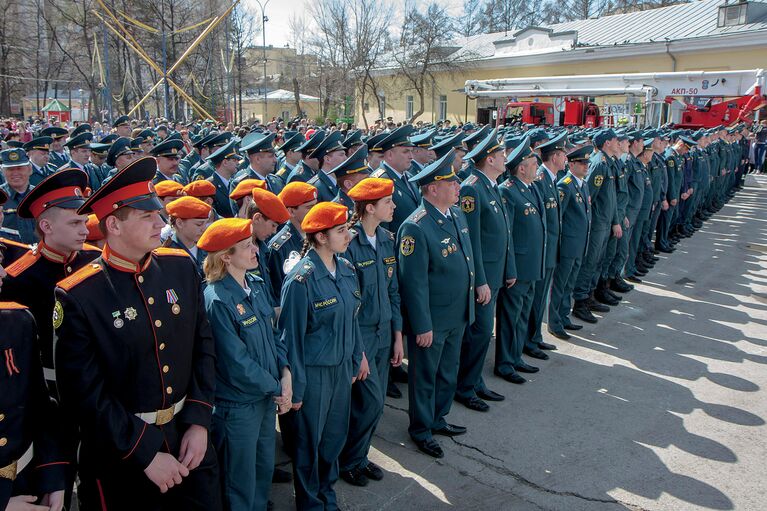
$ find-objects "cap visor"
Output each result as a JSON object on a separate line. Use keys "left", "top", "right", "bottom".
{"left": 128, "top": 195, "right": 164, "bottom": 212}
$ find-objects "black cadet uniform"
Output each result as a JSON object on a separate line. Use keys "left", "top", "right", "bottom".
{"left": 53, "top": 157, "right": 221, "bottom": 511}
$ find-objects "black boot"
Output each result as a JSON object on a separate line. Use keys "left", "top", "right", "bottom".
{"left": 611, "top": 276, "right": 634, "bottom": 293}
{"left": 588, "top": 291, "right": 611, "bottom": 312}
{"left": 572, "top": 299, "right": 598, "bottom": 323}
{"left": 595, "top": 280, "right": 620, "bottom": 306}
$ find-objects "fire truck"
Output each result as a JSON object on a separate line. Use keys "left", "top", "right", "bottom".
{"left": 465, "top": 69, "right": 766, "bottom": 128}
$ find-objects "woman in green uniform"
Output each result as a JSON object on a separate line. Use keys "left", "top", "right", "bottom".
{"left": 279, "top": 202, "right": 368, "bottom": 510}
{"left": 338, "top": 178, "right": 403, "bottom": 487}
{"left": 200, "top": 218, "right": 292, "bottom": 511}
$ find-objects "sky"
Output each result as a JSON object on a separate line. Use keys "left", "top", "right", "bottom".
{"left": 244, "top": 0, "right": 464, "bottom": 48}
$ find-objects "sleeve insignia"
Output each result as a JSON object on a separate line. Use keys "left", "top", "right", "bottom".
{"left": 400, "top": 235, "right": 415, "bottom": 256}
{"left": 53, "top": 300, "right": 64, "bottom": 330}
{"left": 460, "top": 195, "right": 475, "bottom": 213}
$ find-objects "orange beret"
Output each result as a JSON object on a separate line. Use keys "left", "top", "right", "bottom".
{"left": 154, "top": 180, "right": 185, "bottom": 198}
{"left": 183, "top": 180, "right": 217, "bottom": 198}
{"left": 348, "top": 177, "right": 394, "bottom": 202}
{"left": 252, "top": 188, "right": 290, "bottom": 224}
{"left": 279, "top": 181, "right": 318, "bottom": 207}
{"left": 301, "top": 201, "right": 349, "bottom": 234}
{"left": 166, "top": 196, "right": 212, "bottom": 219}
{"left": 229, "top": 179, "right": 267, "bottom": 200}
{"left": 85, "top": 214, "right": 104, "bottom": 241}
{"left": 197, "top": 218, "right": 253, "bottom": 252}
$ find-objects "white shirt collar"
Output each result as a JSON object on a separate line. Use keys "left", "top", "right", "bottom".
{"left": 541, "top": 164, "right": 558, "bottom": 182}
{"left": 249, "top": 166, "right": 268, "bottom": 181}
{"left": 214, "top": 171, "right": 230, "bottom": 187}
{"left": 573, "top": 175, "right": 584, "bottom": 187}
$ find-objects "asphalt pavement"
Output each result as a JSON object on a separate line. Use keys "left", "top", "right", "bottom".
{"left": 272, "top": 176, "right": 767, "bottom": 511}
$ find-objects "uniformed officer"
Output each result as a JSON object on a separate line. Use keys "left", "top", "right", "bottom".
{"left": 398, "top": 148, "right": 474, "bottom": 458}
{"left": 494, "top": 138, "right": 546, "bottom": 382}
{"left": 407, "top": 129, "right": 437, "bottom": 176}
{"left": 268, "top": 182, "right": 319, "bottom": 300}
{"left": 113, "top": 114, "right": 132, "bottom": 138}
{"left": 22, "top": 136, "right": 53, "bottom": 186}
{"left": 286, "top": 130, "right": 326, "bottom": 184}
{"left": 0, "top": 189, "right": 30, "bottom": 262}
{"left": 162, "top": 197, "right": 211, "bottom": 278}
{"left": 330, "top": 145, "right": 371, "bottom": 210}
{"left": 343, "top": 129, "right": 366, "bottom": 157}
{"left": 183, "top": 180, "right": 217, "bottom": 210}
{"left": 150, "top": 137, "right": 185, "bottom": 184}
{"left": 274, "top": 132, "right": 304, "bottom": 182}
{"left": 40, "top": 126, "right": 69, "bottom": 170}
{"left": 528, "top": 132, "right": 566, "bottom": 352}
{"left": 0, "top": 282, "right": 66, "bottom": 511}
{"left": 431, "top": 132, "right": 467, "bottom": 175}
{"left": 572, "top": 129, "right": 620, "bottom": 320}
{"left": 364, "top": 132, "right": 388, "bottom": 173}
{"left": 190, "top": 132, "right": 234, "bottom": 182}
{"left": 643, "top": 131, "right": 668, "bottom": 259}
{"left": 454, "top": 129, "right": 509, "bottom": 411}
{"left": 107, "top": 137, "right": 137, "bottom": 174}
{"left": 657, "top": 134, "right": 683, "bottom": 253}
{"left": 178, "top": 134, "right": 210, "bottom": 183}
{"left": 200, "top": 218, "right": 291, "bottom": 511}
{"left": 60, "top": 131, "right": 103, "bottom": 191}
{"left": 230, "top": 178, "right": 267, "bottom": 218}
{"left": 459, "top": 125, "right": 491, "bottom": 181}
{"left": 548, "top": 146, "right": 592, "bottom": 332}
{"left": 0, "top": 148, "right": 37, "bottom": 244}
{"left": 279, "top": 201, "right": 366, "bottom": 510}
{"left": 307, "top": 131, "right": 347, "bottom": 202}
{"left": 625, "top": 139, "right": 656, "bottom": 283}
{"left": 339, "top": 178, "right": 402, "bottom": 487}
{"left": 206, "top": 140, "right": 243, "bottom": 218}
{"left": 54, "top": 156, "right": 222, "bottom": 510}
{"left": 233, "top": 132, "right": 285, "bottom": 195}
{"left": 370, "top": 125, "right": 419, "bottom": 234}
{"left": 155, "top": 180, "right": 186, "bottom": 208}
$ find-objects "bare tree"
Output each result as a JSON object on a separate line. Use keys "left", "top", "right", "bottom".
{"left": 461, "top": 0, "right": 485, "bottom": 37}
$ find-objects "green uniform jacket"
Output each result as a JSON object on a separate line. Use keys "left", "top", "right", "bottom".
{"left": 499, "top": 175, "right": 546, "bottom": 281}
{"left": 586, "top": 150, "right": 618, "bottom": 228}
{"left": 613, "top": 155, "right": 629, "bottom": 219}
{"left": 622, "top": 153, "right": 645, "bottom": 219}
{"left": 459, "top": 168, "right": 511, "bottom": 289}
{"left": 371, "top": 162, "right": 421, "bottom": 236}
{"left": 397, "top": 200, "right": 475, "bottom": 335}
{"left": 663, "top": 148, "right": 682, "bottom": 201}
{"left": 557, "top": 172, "right": 591, "bottom": 260}
{"left": 534, "top": 165, "right": 561, "bottom": 271}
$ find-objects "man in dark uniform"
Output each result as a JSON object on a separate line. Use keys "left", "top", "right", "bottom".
{"left": 455, "top": 129, "right": 509, "bottom": 412}
{"left": 107, "top": 137, "right": 137, "bottom": 174}
{"left": 494, "top": 138, "right": 546, "bottom": 383}
{"left": 657, "top": 135, "right": 683, "bottom": 253}
{"left": 113, "top": 115, "right": 132, "bottom": 138}
{"left": 22, "top": 136, "right": 53, "bottom": 186}
{"left": 527, "top": 133, "right": 566, "bottom": 350}
{"left": 342, "top": 129, "right": 366, "bottom": 156}
{"left": 233, "top": 132, "right": 285, "bottom": 194}
{"left": 407, "top": 129, "right": 437, "bottom": 176}
{"left": 61, "top": 131, "right": 104, "bottom": 191}
{"left": 458, "top": 125, "right": 490, "bottom": 181}
{"left": 306, "top": 131, "right": 347, "bottom": 202}
{"left": 0, "top": 169, "right": 101, "bottom": 506}
{"left": 274, "top": 132, "right": 304, "bottom": 182}
{"left": 53, "top": 156, "right": 222, "bottom": 510}
{"left": 0, "top": 262, "right": 66, "bottom": 511}
{"left": 398, "top": 148, "right": 474, "bottom": 459}
{"left": 548, "top": 145, "right": 592, "bottom": 332}
{"left": 331, "top": 146, "right": 371, "bottom": 210}
{"left": 205, "top": 140, "right": 242, "bottom": 218}
{"left": 150, "top": 137, "right": 185, "bottom": 185}
{"left": 370, "top": 125, "right": 419, "bottom": 235}
{"left": 365, "top": 132, "right": 388, "bottom": 173}
{"left": 286, "top": 130, "right": 326, "bottom": 184}
{"left": 190, "top": 132, "right": 234, "bottom": 182}
{"left": 0, "top": 148, "right": 37, "bottom": 244}
{"left": 40, "top": 127, "right": 69, "bottom": 170}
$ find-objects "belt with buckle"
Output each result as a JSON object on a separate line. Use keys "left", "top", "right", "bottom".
{"left": 0, "top": 443, "right": 34, "bottom": 481}
{"left": 135, "top": 397, "right": 186, "bottom": 426}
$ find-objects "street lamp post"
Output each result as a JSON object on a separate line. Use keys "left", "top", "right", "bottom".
{"left": 254, "top": 0, "right": 270, "bottom": 124}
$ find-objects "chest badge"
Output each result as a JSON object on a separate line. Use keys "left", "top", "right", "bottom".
{"left": 237, "top": 304, "right": 246, "bottom": 315}
{"left": 166, "top": 289, "right": 181, "bottom": 315}
{"left": 112, "top": 310, "right": 124, "bottom": 329}
{"left": 125, "top": 307, "right": 138, "bottom": 321}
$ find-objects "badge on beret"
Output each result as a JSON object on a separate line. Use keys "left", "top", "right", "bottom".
{"left": 594, "top": 175, "right": 604, "bottom": 187}
{"left": 400, "top": 235, "right": 415, "bottom": 256}
{"left": 53, "top": 301, "right": 64, "bottom": 330}
{"left": 460, "top": 196, "right": 475, "bottom": 213}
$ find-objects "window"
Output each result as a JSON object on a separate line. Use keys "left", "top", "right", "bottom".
{"left": 438, "top": 95, "right": 447, "bottom": 121}
{"left": 406, "top": 95, "right": 414, "bottom": 120}
{"left": 718, "top": 3, "right": 747, "bottom": 26}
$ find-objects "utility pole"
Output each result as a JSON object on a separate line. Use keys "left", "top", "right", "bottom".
{"left": 161, "top": 1, "right": 169, "bottom": 119}
{"left": 254, "top": 0, "right": 271, "bottom": 124}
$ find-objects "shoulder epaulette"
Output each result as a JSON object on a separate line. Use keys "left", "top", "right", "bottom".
{"left": 307, "top": 174, "right": 320, "bottom": 185}
{"left": 463, "top": 174, "right": 478, "bottom": 186}
{"left": 276, "top": 166, "right": 289, "bottom": 177}
{"left": 0, "top": 301, "right": 28, "bottom": 310}
{"left": 339, "top": 256, "right": 354, "bottom": 270}
{"left": 5, "top": 250, "right": 41, "bottom": 277}
{"left": 58, "top": 263, "right": 102, "bottom": 291}
{"left": 153, "top": 247, "right": 190, "bottom": 258}
{"left": 563, "top": 176, "right": 572, "bottom": 184}
{"left": 384, "top": 228, "right": 395, "bottom": 241}
{"left": 82, "top": 243, "right": 103, "bottom": 253}
{"left": 0, "top": 237, "right": 29, "bottom": 250}
{"left": 348, "top": 227, "right": 359, "bottom": 239}
{"left": 270, "top": 230, "right": 292, "bottom": 250}
{"left": 294, "top": 260, "right": 315, "bottom": 283}
{"left": 412, "top": 208, "right": 427, "bottom": 223}
{"left": 370, "top": 168, "right": 387, "bottom": 179}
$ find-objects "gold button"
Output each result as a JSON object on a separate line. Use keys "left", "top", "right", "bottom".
{"left": 0, "top": 414, "right": 4, "bottom": 422}
{"left": 138, "top": 275, "right": 144, "bottom": 283}
{"left": 159, "top": 343, "right": 166, "bottom": 351}
{"left": 163, "top": 365, "right": 169, "bottom": 373}
{"left": 0, "top": 437, "right": 6, "bottom": 446}
{"left": 166, "top": 386, "right": 173, "bottom": 394}
{"left": 148, "top": 297, "right": 155, "bottom": 305}
{"left": 66, "top": 266, "right": 72, "bottom": 273}
{"left": 155, "top": 320, "right": 162, "bottom": 328}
